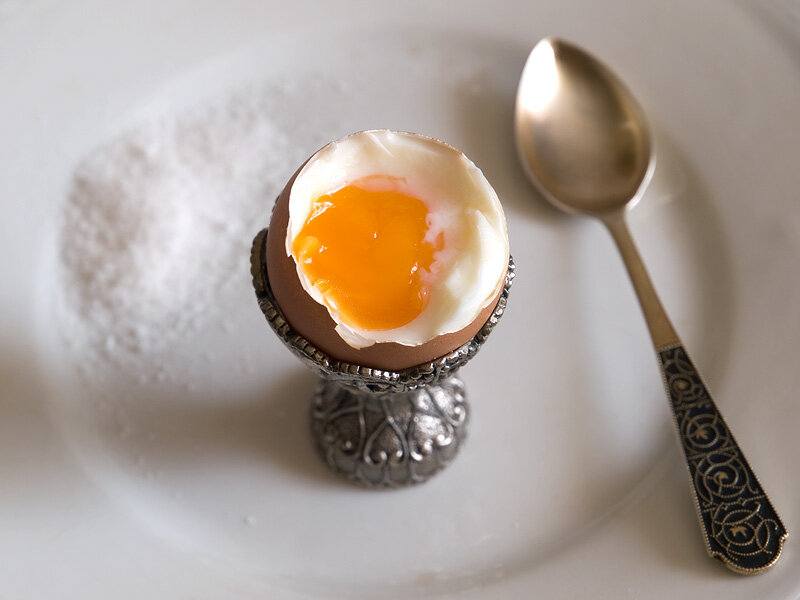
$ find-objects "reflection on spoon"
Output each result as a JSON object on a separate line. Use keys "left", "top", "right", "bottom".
{"left": 515, "top": 37, "right": 786, "bottom": 574}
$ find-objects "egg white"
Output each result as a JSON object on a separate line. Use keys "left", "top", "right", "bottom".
{"left": 286, "top": 129, "right": 509, "bottom": 349}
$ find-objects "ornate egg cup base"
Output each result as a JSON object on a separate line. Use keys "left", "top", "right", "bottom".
{"left": 251, "top": 228, "right": 513, "bottom": 488}
{"left": 312, "top": 376, "right": 469, "bottom": 488}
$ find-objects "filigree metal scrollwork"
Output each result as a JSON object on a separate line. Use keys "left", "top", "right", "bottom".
{"left": 251, "top": 228, "right": 514, "bottom": 486}
{"left": 312, "top": 376, "right": 468, "bottom": 487}
{"left": 658, "top": 344, "right": 787, "bottom": 573}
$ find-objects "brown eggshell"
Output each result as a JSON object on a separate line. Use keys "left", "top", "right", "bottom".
{"left": 265, "top": 164, "right": 505, "bottom": 371}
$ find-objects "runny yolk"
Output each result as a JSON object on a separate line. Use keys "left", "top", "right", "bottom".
{"left": 291, "top": 179, "right": 440, "bottom": 331}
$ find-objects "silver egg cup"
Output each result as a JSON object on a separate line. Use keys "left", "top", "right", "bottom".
{"left": 251, "top": 229, "right": 514, "bottom": 488}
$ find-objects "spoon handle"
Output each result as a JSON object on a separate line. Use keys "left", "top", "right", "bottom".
{"left": 606, "top": 216, "right": 787, "bottom": 574}
{"left": 658, "top": 343, "right": 787, "bottom": 574}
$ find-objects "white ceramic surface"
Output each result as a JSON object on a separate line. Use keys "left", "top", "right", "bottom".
{"left": 1, "top": 1, "right": 799, "bottom": 598}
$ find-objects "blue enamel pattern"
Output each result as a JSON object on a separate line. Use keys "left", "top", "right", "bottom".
{"left": 658, "top": 345, "right": 787, "bottom": 574}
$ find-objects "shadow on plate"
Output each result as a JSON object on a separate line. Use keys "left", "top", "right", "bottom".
{"left": 60, "top": 361, "right": 352, "bottom": 492}
{"left": 0, "top": 341, "right": 85, "bottom": 511}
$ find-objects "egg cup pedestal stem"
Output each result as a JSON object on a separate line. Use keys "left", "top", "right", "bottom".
{"left": 251, "top": 229, "right": 513, "bottom": 488}
{"left": 312, "top": 376, "right": 468, "bottom": 487}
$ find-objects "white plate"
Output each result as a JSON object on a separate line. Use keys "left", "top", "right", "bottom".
{"left": 2, "top": 0, "right": 799, "bottom": 597}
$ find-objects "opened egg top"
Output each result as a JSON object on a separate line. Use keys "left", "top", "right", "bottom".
{"left": 266, "top": 130, "right": 509, "bottom": 369}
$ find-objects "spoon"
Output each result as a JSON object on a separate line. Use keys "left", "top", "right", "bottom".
{"left": 515, "top": 37, "right": 786, "bottom": 574}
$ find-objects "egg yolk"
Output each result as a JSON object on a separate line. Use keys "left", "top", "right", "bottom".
{"left": 292, "top": 179, "right": 440, "bottom": 331}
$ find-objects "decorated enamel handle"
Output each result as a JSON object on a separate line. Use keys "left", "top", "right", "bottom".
{"left": 605, "top": 216, "right": 787, "bottom": 574}
{"left": 658, "top": 344, "right": 787, "bottom": 573}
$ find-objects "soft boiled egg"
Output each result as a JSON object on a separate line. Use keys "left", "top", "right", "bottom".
{"left": 265, "top": 130, "right": 509, "bottom": 371}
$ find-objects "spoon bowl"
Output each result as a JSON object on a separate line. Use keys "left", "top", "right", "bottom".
{"left": 515, "top": 38, "right": 654, "bottom": 217}
{"left": 514, "top": 37, "right": 786, "bottom": 575}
